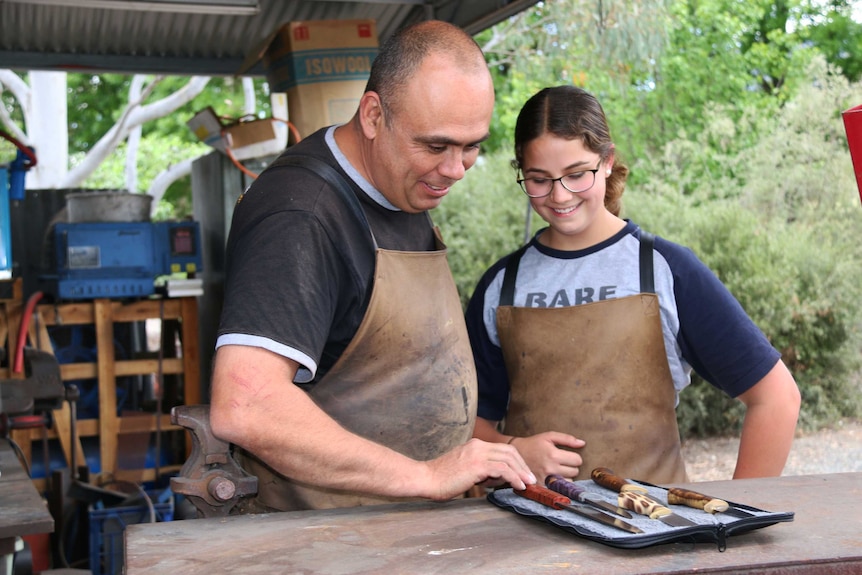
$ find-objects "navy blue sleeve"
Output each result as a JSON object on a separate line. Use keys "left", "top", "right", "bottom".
{"left": 657, "top": 238, "right": 780, "bottom": 397}
{"left": 465, "top": 258, "right": 512, "bottom": 422}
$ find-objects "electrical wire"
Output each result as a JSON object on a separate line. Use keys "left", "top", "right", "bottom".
{"left": 100, "top": 479, "right": 157, "bottom": 524}
{"left": 5, "top": 436, "right": 32, "bottom": 478}
{"left": 0, "top": 128, "right": 37, "bottom": 168}
{"left": 274, "top": 117, "right": 302, "bottom": 145}
{"left": 220, "top": 117, "right": 302, "bottom": 181}
{"left": 57, "top": 479, "right": 159, "bottom": 569}
{"left": 223, "top": 144, "right": 261, "bottom": 180}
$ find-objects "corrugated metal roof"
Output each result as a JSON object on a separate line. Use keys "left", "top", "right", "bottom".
{"left": 0, "top": 0, "right": 540, "bottom": 75}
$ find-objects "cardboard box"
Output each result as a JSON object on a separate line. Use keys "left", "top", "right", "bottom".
{"left": 239, "top": 19, "right": 378, "bottom": 140}
{"left": 842, "top": 103, "right": 862, "bottom": 202}
{"left": 186, "top": 106, "right": 286, "bottom": 161}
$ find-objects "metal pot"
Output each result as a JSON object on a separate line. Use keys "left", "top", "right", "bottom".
{"left": 66, "top": 191, "right": 153, "bottom": 223}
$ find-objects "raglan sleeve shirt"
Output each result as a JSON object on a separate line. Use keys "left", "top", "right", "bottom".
{"left": 657, "top": 237, "right": 781, "bottom": 397}
{"left": 465, "top": 224, "right": 781, "bottom": 423}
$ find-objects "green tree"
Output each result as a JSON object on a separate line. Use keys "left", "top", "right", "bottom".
{"left": 799, "top": 0, "right": 862, "bottom": 81}
{"left": 476, "top": 0, "right": 673, "bottom": 154}
{"left": 435, "top": 152, "right": 535, "bottom": 305}
{"left": 64, "top": 73, "right": 272, "bottom": 215}
{"left": 612, "top": 0, "right": 861, "bottom": 168}
{"left": 67, "top": 74, "right": 270, "bottom": 155}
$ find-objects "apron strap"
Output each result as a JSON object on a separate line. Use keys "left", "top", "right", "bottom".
{"left": 639, "top": 230, "right": 656, "bottom": 294}
{"left": 500, "top": 242, "right": 530, "bottom": 306}
{"left": 273, "top": 154, "right": 379, "bottom": 249}
{"left": 501, "top": 229, "right": 657, "bottom": 306}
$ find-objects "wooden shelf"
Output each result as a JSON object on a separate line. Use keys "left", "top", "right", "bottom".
{"left": 1, "top": 284, "right": 199, "bottom": 491}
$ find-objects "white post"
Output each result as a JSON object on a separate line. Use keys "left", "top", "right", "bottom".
{"left": 27, "top": 71, "right": 69, "bottom": 189}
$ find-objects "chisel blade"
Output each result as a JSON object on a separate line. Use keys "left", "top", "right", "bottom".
{"left": 562, "top": 500, "right": 645, "bottom": 534}
{"left": 515, "top": 485, "right": 644, "bottom": 534}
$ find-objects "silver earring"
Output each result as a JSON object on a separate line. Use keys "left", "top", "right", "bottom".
{"left": 606, "top": 169, "right": 611, "bottom": 175}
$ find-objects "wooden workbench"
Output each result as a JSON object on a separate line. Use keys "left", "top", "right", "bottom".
{"left": 0, "top": 440, "right": 53, "bottom": 558}
{"left": 125, "top": 472, "right": 861, "bottom": 574}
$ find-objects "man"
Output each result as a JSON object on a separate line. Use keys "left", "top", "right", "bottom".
{"left": 209, "top": 20, "right": 536, "bottom": 512}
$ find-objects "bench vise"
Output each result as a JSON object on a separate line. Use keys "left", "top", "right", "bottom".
{"left": 0, "top": 347, "right": 65, "bottom": 435}
{"left": 170, "top": 404, "right": 258, "bottom": 518}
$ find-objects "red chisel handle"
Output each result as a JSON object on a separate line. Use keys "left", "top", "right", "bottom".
{"left": 515, "top": 484, "right": 572, "bottom": 510}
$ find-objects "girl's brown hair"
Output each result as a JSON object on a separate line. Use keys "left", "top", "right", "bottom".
{"left": 513, "top": 85, "right": 627, "bottom": 216}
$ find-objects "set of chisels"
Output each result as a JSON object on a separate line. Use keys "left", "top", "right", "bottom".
{"left": 514, "top": 467, "right": 755, "bottom": 535}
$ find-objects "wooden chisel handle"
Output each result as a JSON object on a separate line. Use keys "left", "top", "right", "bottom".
{"left": 591, "top": 467, "right": 647, "bottom": 493}
{"left": 619, "top": 491, "right": 672, "bottom": 519}
{"left": 667, "top": 488, "right": 729, "bottom": 513}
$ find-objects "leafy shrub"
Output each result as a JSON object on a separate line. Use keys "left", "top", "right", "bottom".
{"left": 627, "top": 57, "right": 862, "bottom": 435}
{"left": 627, "top": 191, "right": 862, "bottom": 436}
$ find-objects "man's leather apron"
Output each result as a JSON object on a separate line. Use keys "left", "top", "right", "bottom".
{"left": 238, "top": 156, "right": 477, "bottom": 511}
{"left": 496, "top": 233, "right": 687, "bottom": 484}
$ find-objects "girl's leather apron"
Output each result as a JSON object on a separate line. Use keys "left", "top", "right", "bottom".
{"left": 496, "top": 233, "right": 688, "bottom": 484}
{"left": 239, "top": 156, "right": 477, "bottom": 511}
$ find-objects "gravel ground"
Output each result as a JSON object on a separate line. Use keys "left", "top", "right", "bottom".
{"left": 682, "top": 418, "right": 862, "bottom": 482}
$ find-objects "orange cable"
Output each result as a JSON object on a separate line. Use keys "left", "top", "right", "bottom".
{"left": 220, "top": 117, "right": 302, "bottom": 180}
{"left": 273, "top": 118, "right": 302, "bottom": 145}
{"left": 13, "top": 290, "right": 43, "bottom": 374}
{"left": 223, "top": 144, "right": 261, "bottom": 180}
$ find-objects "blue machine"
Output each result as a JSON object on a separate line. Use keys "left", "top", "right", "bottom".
{"left": 2, "top": 145, "right": 37, "bottom": 280}
{"left": 0, "top": 168, "right": 10, "bottom": 279}
{"left": 49, "top": 221, "right": 203, "bottom": 300}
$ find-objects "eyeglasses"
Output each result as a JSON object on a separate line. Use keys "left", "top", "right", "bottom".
{"left": 517, "top": 165, "right": 602, "bottom": 198}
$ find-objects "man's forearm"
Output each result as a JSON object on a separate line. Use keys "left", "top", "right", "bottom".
{"left": 210, "top": 346, "right": 431, "bottom": 497}
{"left": 210, "top": 345, "right": 535, "bottom": 499}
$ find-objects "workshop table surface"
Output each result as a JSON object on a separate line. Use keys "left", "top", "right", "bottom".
{"left": 0, "top": 440, "right": 54, "bottom": 556}
{"left": 125, "top": 472, "right": 861, "bottom": 574}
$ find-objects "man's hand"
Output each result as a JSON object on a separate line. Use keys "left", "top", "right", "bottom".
{"left": 408, "top": 438, "right": 537, "bottom": 501}
{"left": 472, "top": 418, "right": 585, "bottom": 483}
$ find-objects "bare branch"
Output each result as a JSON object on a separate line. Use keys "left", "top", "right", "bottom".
{"left": 0, "top": 70, "right": 31, "bottom": 142}
{"left": 127, "top": 76, "right": 209, "bottom": 126}
{"left": 0, "top": 69, "right": 29, "bottom": 103}
{"left": 125, "top": 75, "right": 147, "bottom": 193}
{"left": 61, "top": 76, "right": 210, "bottom": 187}
{"left": 147, "top": 157, "right": 195, "bottom": 213}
